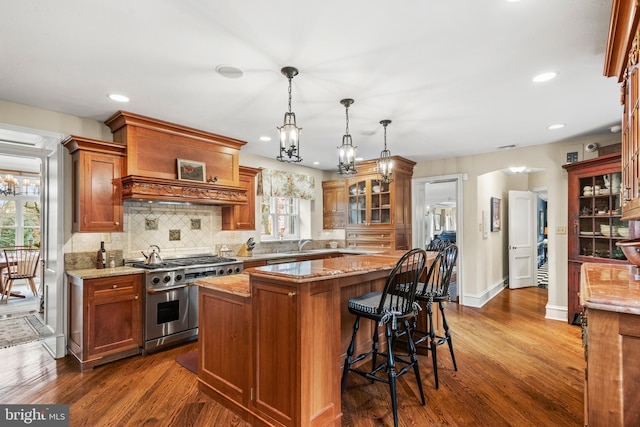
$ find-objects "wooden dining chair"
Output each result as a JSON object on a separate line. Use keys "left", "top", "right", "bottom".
{"left": 1, "top": 246, "right": 40, "bottom": 303}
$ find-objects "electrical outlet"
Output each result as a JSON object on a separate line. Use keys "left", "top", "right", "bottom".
{"left": 102, "top": 233, "right": 111, "bottom": 243}
{"left": 556, "top": 226, "right": 566, "bottom": 234}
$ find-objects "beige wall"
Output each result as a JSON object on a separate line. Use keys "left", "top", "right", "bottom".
{"left": 413, "top": 132, "right": 620, "bottom": 319}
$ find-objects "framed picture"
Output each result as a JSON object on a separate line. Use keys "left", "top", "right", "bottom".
{"left": 491, "top": 197, "right": 501, "bottom": 232}
{"left": 177, "top": 159, "right": 206, "bottom": 182}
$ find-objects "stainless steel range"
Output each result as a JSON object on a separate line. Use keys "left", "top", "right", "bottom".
{"left": 126, "top": 254, "right": 243, "bottom": 352}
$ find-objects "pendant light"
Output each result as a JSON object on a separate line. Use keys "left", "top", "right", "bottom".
{"left": 277, "top": 66, "right": 302, "bottom": 163}
{"left": 337, "top": 98, "right": 357, "bottom": 174}
{"left": 377, "top": 119, "right": 394, "bottom": 183}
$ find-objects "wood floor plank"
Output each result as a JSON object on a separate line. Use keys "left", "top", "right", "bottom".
{"left": 0, "top": 287, "right": 583, "bottom": 426}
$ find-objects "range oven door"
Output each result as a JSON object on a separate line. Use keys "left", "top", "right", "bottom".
{"left": 145, "top": 287, "right": 189, "bottom": 342}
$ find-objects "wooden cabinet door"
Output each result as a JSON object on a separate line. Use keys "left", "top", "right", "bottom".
{"left": 322, "top": 180, "right": 346, "bottom": 229}
{"left": 252, "top": 282, "right": 297, "bottom": 426}
{"left": 63, "top": 136, "right": 125, "bottom": 233}
{"left": 199, "top": 288, "right": 251, "bottom": 407}
{"left": 222, "top": 166, "right": 259, "bottom": 230}
{"left": 79, "top": 151, "right": 123, "bottom": 232}
{"left": 85, "top": 274, "right": 142, "bottom": 359}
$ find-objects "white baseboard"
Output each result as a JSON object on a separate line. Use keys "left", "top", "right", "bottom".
{"left": 462, "top": 277, "right": 507, "bottom": 308}
{"left": 545, "top": 304, "right": 568, "bottom": 322}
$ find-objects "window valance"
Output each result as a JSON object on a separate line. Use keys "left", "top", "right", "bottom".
{"left": 256, "top": 168, "right": 315, "bottom": 201}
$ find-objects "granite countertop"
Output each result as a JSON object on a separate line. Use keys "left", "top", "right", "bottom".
{"left": 248, "top": 251, "right": 435, "bottom": 283}
{"left": 196, "top": 251, "right": 435, "bottom": 295}
{"left": 195, "top": 273, "right": 250, "bottom": 298}
{"left": 581, "top": 263, "right": 640, "bottom": 315}
{"left": 233, "top": 248, "right": 383, "bottom": 262}
{"left": 66, "top": 266, "right": 146, "bottom": 279}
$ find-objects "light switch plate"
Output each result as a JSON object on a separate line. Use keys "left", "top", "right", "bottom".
{"left": 556, "top": 226, "right": 566, "bottom": 234}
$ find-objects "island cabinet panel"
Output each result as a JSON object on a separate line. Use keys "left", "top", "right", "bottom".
{"left": 586, "top": 308, "right": 640, "bottom": 426}
{"left": 251, "top": 278, "right": 340, "bottom": 427}
{"left": 198, "top": 288, "right": 251, "bottom": 409}
{"left": 67, "top": 273, "right": 143, "bottom": 370}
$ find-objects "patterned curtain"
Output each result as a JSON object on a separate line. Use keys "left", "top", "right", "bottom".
{"left": 256, "top": 168, "right": 315, "bottom": 200}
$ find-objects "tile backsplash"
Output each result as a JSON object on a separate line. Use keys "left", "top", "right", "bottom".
{"left": 65, "top": 201, "right": 339, "bottom": 270}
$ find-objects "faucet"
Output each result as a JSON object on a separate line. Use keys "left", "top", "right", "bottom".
{"left": 298, "top": 239, "right": 312, "bottom": 252}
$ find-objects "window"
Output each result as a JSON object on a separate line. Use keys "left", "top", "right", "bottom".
{"left": 260, "top": 197, "right": 299, "bottom": 241}
{"left": 0, "top": 198, "right": 40, "bottom": 247}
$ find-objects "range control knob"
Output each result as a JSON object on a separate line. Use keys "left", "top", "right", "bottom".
{"left": 227, "top": 268, "right": 233, "bottom": 274}
{"left": 163, "top": 275, "right": 171, "bottom": 283}
{"left": 234, "top": 267, "right": 241, "bottom": 273}
{"left": 218, "top": 269, "right": 225, "bottom": 275}
{"left": 152, "top": 277, "right": 160, "bottom": 285}
{"left": 175, "top": 274, "right": 183, "bottom": 282}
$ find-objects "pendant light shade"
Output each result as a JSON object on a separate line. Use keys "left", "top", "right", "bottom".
{"left": 337, "top": 98, "right": 357, "bottom": 175}
{"left": 377, "top": 119, "right": 394, "bottom": 183}
{"left": 277, "top": 66, "right": 302, "bottom": 163}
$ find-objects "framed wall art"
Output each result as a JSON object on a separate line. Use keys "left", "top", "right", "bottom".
{"left": 177, "top": 159, "right": 206, "bottom": 182}
{"left": 491, "top": 197, "right": 501, "bottom": 232}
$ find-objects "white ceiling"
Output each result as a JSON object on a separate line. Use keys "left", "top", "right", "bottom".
{"left": 0, "top": 0, "right": 621, "bottom": 172}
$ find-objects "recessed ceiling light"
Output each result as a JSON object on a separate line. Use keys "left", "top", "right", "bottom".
{"left": 506, "top": 0, "right": 521, "bottom": 3}
{"left": 497, "top": 144, "right": 517, "bottom": 150}
{"left": 548, "top": 123, "right": 565, "bottom": 130}
{"left": 355, "top": 157, "right": 364, "bottom": 161}
{"left": 107, "top": 93, "right": 130, "bottom": 103}
{"left": 361, "top": 130, "right": 376, "bottom": 136}
{"left": 215, "top": 65, "right": 243, "bottom": 79}
{"left": 509, "top": 166, "right": 526, "bottom": 174}
{"left": 532, "top": 72, "right": 557, "bottom": 83}
{"left": 313, "top": 161, "right": 319, "bottom": 165}
{"left": 259, "top": 136, "right": 271, "bottom": 141}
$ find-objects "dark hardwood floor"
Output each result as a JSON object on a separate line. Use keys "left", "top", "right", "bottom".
{"left": 0, "top": 287, "right": 583, "bottom": 426}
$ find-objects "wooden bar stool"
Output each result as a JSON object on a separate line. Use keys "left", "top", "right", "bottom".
{"left": 341, "top": 248, "right": 427, "bottom": 427}
{"left": 413, "top": 243, "right": 458, "bottom": 389}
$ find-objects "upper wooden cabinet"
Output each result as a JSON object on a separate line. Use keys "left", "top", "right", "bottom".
{"left": 222, "top": 166, "right": 260, "bottom": 230}
{"left": 62, "top": 136, "right": 126, "bottom": 233}
{"left": 604, "top": 1, "right": 640, "bottom": 220}
{"left": 322, "top": 180, "right": 346, "bottom": 229}
{"left": 344, "top": 156, "right": 415, "bottom": 251}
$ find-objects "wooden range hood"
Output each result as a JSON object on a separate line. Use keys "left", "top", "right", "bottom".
{"left": 105, "top": 111, "right": 248, "bottom": 205}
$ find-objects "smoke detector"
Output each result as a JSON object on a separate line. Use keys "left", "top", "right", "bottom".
{"left": 585, "top": 143, "right": 599, "bottom": 153}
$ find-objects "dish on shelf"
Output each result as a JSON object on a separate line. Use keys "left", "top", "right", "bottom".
{"left": 381, "top": 204, "right": 390, "bottom": 208}
{"left": 372, "top": 185, "right": 381, "bottom": 193}
{"left": 583, "top": 191, "right": 593, "bottom": 197}
{"left": 618, "top": 227, "right": 630, "bottom": 238}
{"left": 580, "top": 231, "right": 602, "bottom": 236}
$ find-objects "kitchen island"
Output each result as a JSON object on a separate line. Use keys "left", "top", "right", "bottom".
{"left": 195, "top": 252, "right": 435, "bottom": 427}
{"left": 580, "top": 263, "right": 640, "bottom": 426}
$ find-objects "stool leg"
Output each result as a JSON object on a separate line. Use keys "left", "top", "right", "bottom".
{"left": 405, "top": 319, "right": 425, "bottom": 405}
{"left": 341, "top": 315, "right": 360, "bottom": 393}
{"left": 385, "top": 322, "right": 399, "bottom": 427}
{"left": 440, "top": 301, "right": 457, "bottom": 371}
{"left": 427, "top": 301, "right": 439, "bottom": 389}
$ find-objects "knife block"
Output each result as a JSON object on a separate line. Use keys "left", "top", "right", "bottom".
{"left": 236, "top": 243, "right": 252, "bottom": 257}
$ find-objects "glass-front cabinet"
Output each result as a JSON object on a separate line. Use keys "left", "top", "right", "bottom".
{"left": 577, "top": 171, "right": 627, "bottom": 260}
{"left": 347, "top": 179, "right": 391, "bottom": 226}
{"left": 563, "top": 152, "right": 628, "bottom": 325}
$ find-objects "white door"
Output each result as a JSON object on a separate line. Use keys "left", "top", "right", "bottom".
{"left": 508, "top": 190, "right": 537, "bottom": 289}
{"left": 41, "top": 144, "right": 66, "bottom": 358}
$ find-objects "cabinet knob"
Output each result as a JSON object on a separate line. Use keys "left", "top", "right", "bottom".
{"left": 115, "top": 221, "right": 120, "bottom": 226}
{"left": 112, "top": 285, "right": 117, "bottom": 289}
{"left": 134, "top": 295, "right": 138, "bottom": 300}
{"left": 288, "top": 292, "right": 296, "bottom": 297}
